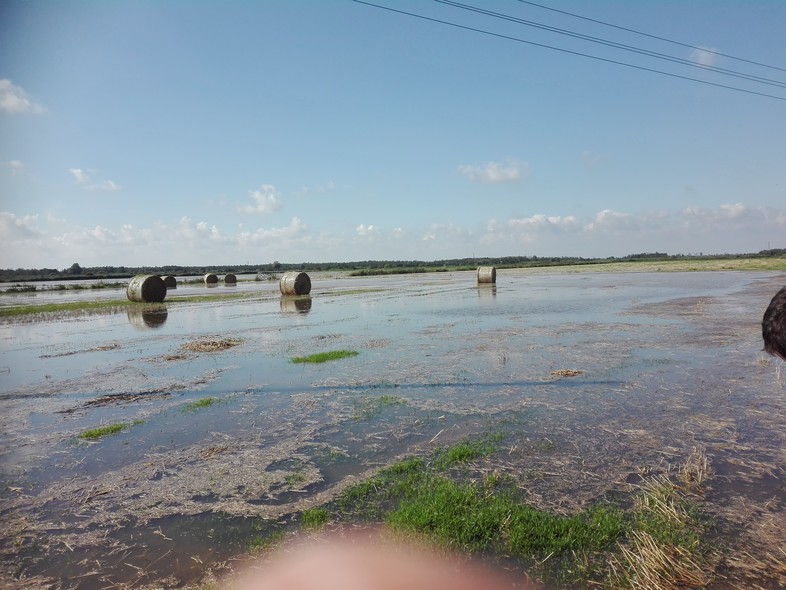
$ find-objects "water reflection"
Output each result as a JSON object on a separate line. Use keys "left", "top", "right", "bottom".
{"left": 478, "top": 285, "right": 497, "bottom": 299}
{"left": 127, "top": 305, "right": 169, "bottom": 329}
{"left": 280, "top": 296, "right": 312, "bottom": 313}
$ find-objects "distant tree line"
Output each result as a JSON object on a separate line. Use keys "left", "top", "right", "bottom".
{"left": 0, "top": 249, "right": 784, "bottom": 282}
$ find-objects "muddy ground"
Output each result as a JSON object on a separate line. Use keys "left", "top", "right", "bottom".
{"left": 1, "top": 269, "right": 785, "bottom": 589}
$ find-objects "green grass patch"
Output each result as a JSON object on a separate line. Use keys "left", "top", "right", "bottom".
{"left": 387, "top": 477, "right": 625, "bottom": 554}
{"left": 301, "top": 507, "right": 329, "bottom": 530}
{"left": 247, "top": 530, "right": 286, "bottom": 552}
{"left": 326, "top": 438, "right": 711, "bottom": 588}
{"left": 291, "top": 350, "right": 359, "bottom": 364}
{"left": 181, "top": 397, "right": 221, "bottom": 412}
{"left": 432, "top": 437, "right": 498, "bottom": 470}
{"left": 78, "top": 419, "right": 144, "bottom": 440}
{"left": 285, "top": 473, "right": 307, "bottom": 487}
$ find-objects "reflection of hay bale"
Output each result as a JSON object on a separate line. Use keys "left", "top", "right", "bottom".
{"left": 204, "top": 273, "right": 218, "bottom": 284}
{"left": 280, "top": 271, "right": 311, "bottom": 295}
{"left": 280, "top": 296, "right": 312, "bottom": 313}
{"left": 224, "top": 273, "right": 237, "bottom": 284}
{"left": 127, "top": 306, "right": 168, "bottom": 329}
{"left": 127, "top": 275, "right": 167, "bottom": 302}
{"left": 163, "top": 275, "right": 177, "bottom": 289}
{"left": 477, "top": 266, "right": 496, "bottom": 284}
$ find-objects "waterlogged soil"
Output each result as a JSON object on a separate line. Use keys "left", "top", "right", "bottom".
{"left": 1, "top": 269, "right": 785, "bottom": 589}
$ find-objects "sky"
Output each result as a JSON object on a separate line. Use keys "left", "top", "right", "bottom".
{"left": 1, "top": 0, "right": 785, "bottom": 269}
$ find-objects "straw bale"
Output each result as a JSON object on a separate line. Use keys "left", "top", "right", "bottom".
{"left": 477, "top": 266, "right": 497, "bottom": 284}
{"left": 126, "top": 275, "right": 167, "bottom": 303}
{"left": 280, "top": 271, "right": 311, "bottom": 295}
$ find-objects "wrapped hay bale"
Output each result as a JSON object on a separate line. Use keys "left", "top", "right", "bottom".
{"left": 477, "top": 266, "right": 497, "bottom": 284}
{"left": 127, "top": 275, "right": 167, "bottom": 303}
{"left": 280, "top": 271, "right": 311, "bottom": 295}
{"left": 224, "top": 273, "right": 237, "bottom": 284}
{"left": 204, "top": 273, "right": 218, "bottom": 285}
{"left": 163, "top": 275, "right": 177, "bottom": 289}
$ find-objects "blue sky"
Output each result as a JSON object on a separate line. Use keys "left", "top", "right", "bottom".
{"left": 1, "top": 0, "right": 785, "bottom": 269}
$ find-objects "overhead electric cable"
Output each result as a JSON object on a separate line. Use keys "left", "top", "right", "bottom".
{"left": 350, "top": 0, "right": 786, "bottom": 102}
{"left": 513, "top": 0, "right": 786, "bottom": 74}
{"left": 433, "top": 0, "right": 786, "bottom": 89}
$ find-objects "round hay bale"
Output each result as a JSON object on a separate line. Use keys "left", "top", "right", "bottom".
{"left": 224, "top": 273, "right": 237, "bottom": 284}
{"left": 163, "top": 275, "right": 177, "bottom": 289}
{"left": 127, "top": 275, "right": 167, "bottom": 303}
{"left": 280, "top": 271, "right": 311, "bottom": 295}
{"left": 477, "top": 266, "right": 497, "bottom": 284}
{"left": 204, "top": 273, "right": 218, "bottom": 285}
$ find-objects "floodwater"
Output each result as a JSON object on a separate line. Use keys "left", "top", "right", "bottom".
{"left": 1, "top": 269, "right": 785, "bottom": 589}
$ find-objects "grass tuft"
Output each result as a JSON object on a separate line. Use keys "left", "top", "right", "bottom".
{"left": 291, "top": 350, "right": 359, "bottom": 364}
{"left": 78, "top": 419, "right": 144, "bottom": 440}
{"left": 301, "top": 507, "right": 329, "bottom": 530}
{"left": 181, "top": 397, "right": 221, "bottom": 412}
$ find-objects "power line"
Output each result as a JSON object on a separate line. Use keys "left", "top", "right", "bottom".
{"left": 434, "top": 0, "right": 786, "bottom": 89}
{"left": 513, "top": 0, "right": 786, "bottom": 74}
{"left": 350, "top": 0, "right": 786, "bottom": 102}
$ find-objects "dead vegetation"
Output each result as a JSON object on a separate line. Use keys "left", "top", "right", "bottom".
{"left": 181, "top": 338, "right": 242, "bottom": 353}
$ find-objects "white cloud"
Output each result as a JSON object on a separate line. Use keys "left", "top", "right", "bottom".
{"left": 690, "top": 46, "right": 718, "bottom": 67}
{"left": 239, "top": 217, "right": 306, "bottom": 245}
{"left": 240, "top": 184, "right": 282, "bottom": 215}
{"left": 584, "top": 209, "right": 637, "bottom": 232}
{"left": 356, "top": 223, "right": 379, "bottom": 236}
{"left": 2, "top": 204, "right": 784, "bottom": 269}
{"left": 69, "top": 168, "right": 90, "bottom": 184}
{"left": 0, "top": 212, "right": 41, "bottom": 240}
{"left": 508, "top": 214, "right": 579, "bottom": 232}
{"left": 68, "top": 168, "right": 121, "bottom": 191}
{"left": 0, "top": 79, "right": 46, "bottom": 114}
{"left": 458, "top": 158, "right": 527, "bottom": 183}
{"left": 2, "top": 160, "right": 24, "bottom": 175}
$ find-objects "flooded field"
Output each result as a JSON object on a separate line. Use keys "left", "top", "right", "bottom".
{"left": 1, "top": 269, "right": 785, "bottom": 589}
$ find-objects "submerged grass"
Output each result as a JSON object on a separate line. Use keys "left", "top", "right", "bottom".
{"left": 0, "top": 299, "right": 131, "bottom": 318}
{"left": 181, "top": 397, "right": 221, "bottom": 412}
{"left": 352, "top": 394, "right": 407, "bottom": 420}
{"left": 291, "top": 350, "right": 359, "bottom": 364}
{"left": 78, "top": 419, "right": 144, "bottom": 440}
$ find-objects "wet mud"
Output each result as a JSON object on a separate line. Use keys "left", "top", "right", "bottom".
{"left": 1, "top": 269, "right": 785, "bottom": 588}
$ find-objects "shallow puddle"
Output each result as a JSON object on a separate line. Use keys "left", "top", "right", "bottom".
{"left": 1, "top": 269, "right": 785, "bottom": 588}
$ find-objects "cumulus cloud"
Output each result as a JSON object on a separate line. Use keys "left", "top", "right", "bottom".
{"left": 3, "top": 202, "right": 785, "bottom": 269}
{"left": 690, "top": 46, "right": 718, "bottom": 67}
{"left": 356, "top": 224, "right": 379, "bottom": 236}
{"left": 0, "top": 79, "right": 46, "bottom": 114}
{"left": 458, "top": 158, "right": 526, "bottom": 183}
{"left": 240, "top": 184, "right": 282, "bottom": 215}
{"left": 240, "top": 217, "right": 306, "bottom": 243}
{"left": 68, "top": 168, "right": 121, "bottom": 191}
{"left": 508, "top": 214, "right": 579, "bottom": 232}
{"left": 0, "top": 212, "right": 41, "bottom": 239}
{"left": 69, "top": 168, "right": 90, "bottom": 184}
{"left": 584, "top": 209, "right": 637, "bottom": 232}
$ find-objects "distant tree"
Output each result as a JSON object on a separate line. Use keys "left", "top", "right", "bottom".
{"left": 68, "top": 262, "right": 83, "bottom": 275}
{"left": 273, "top": 261, "right": 282, "bottom": 271}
